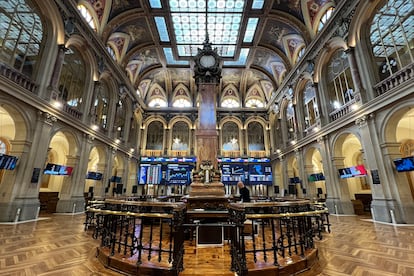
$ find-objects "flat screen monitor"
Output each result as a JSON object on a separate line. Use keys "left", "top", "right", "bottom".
{"left": 393, "top": 156, "right": 414, "bottom": 172}
{"left": 0, "top": 154, "right": 18, "bottom": 170}
{"left": 248, "top": 164, "right": 272, "bottom": 184}
{"left": 338, "top": 165, "right": 367, "bottom": 178}
{"left": 110, "top": 176, "right": 122, "bottom": 183}
{"left": 44, "top": 163, "right": 73, "bottom": 175}
{"left": 220, "top": 163, "right": 246, "bottom": 185}
{"left": 289, "top": 177, "right": 300, "bottom": 183}
{"left": 86, "top": 171, "right": 103, "bottom": 180}
{"left": 138, "top": 163, "right": 162, "bottom": 184}
{"left": 308, "top": 173, "right": 325, "bottom": 182}
{"left": 167, "top": 164, "right": 193, "bottom": 185}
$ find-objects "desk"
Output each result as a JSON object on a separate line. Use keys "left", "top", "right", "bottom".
{"left": 186, "top": 210, "right": 230, "bottom": 246}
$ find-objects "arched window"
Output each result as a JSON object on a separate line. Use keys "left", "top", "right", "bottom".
{"left": 172, "top": 87, "right": 192, "bottom": 107}
{"left": 303, "top": 82, "right": 319, "bottom": 129}
{"left": 146, "top": 121, "right": 164, "bottom": 150}
{"left": 245, "top": 98, "right": 264, "bottom": 108}
{"left": 114, "top": 98, "right": 126, "bottom": 139}
{"left": 247, "top": 122, "right": 264, "bottom": 151}
{"left": 286, "top": 102, "right": 296, "bottom": 141}
{"left": 370, "top": 0, "right": 413, "bottom": 81}
{"left": 221, "top": 88, "right": 240, "bottom": 108}
{"left": 297, "top": 47, "right": 305, "bottom": 62}
{"left": 221, "top": 98, "right": 240, "bottom": 108}
{"left": 148, "top": 97, "right": 168, "bottom": 108}
{"left": 0, "top": 138, "right": 10, "bottom": 182}
{"left": 106, "top": 46, "right": 116, "bottom": 60}
{"left": 326, "top": 49, "right": 354, "bottom": 112}
{"left": 222, "top": 122, "right": 240, "bottom": 151}
{"left": 171, "top": 122, "right": 189, "bottom": 151}
{"left": 0, "top": 139, "right": 8, "bottom": 154}
{"left": 0, "top": 0, "right": 43, "bottom": 77}
{"left": 59, "top": 47, "right": 86, "bottom": 110}
{"left": 92, "top": 81, "right": 109, "bottom": 130}
{"left": 317, "top": 7, "right": 335, "bottom": 32}
{"left": 77, "top": 4, "right": 96, "bottom": 31}
{"left": 172, "top": 98, "right": 191, "bottom": 107}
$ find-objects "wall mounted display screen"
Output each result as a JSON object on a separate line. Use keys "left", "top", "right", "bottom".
{"left": 44, "top": 163, "right": 73, "bottom": 175}
{"left": 220, "top": 163, "right": 247, "bottom": 185}
{"left": 138, "top": 163, "right": 162, "bottom": 184}
{"left": 248, "top": 164, "right": 272, "bottom": 185}
{"left": 0, "top": 154, "right": 18, "bottom": 170}
{"left": 393, "top": 156, "right": 414, "bottom": 172}
{"left": 289, "top": 177, "right": 301, "bottom": 184}
{"left": 86, "top": 171, "right": 103, "bottom": 180}
{"left": 308, "top": 173, "right": 325, "bottom": 182}
{"left": 338, "top": 165, "right": 367, "bottom": 179}
{"left": 167, "top": 164, "right": 193, "bottom": 185}
{"left": 110, "top": 176, "right": 122, "bottom": 183}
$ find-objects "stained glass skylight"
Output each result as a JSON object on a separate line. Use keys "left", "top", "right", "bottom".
{"left": 151, "top": 0, "right": 261, "bottom": 64}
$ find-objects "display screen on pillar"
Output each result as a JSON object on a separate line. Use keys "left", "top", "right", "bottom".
{"left": 0, "top": 154, "right": 19, "bottom": 170}
{"left": 393, "top": 156, "right": 414, "bottom": 172}
{"left": 308, "top": 173, "right": 325, "bottom": 182}
{"left": 289, "top": 177, "right": 301, "bottom": 184}
{"left": 110, "top": 176, "right": 122, "bottom": 183}
{"left": 86, "top": 171, "right": 103, "bottom": 180}
{"left": 338, "top": 165, "right": 367, "bottom": 179}
{"left": 44, "top": 163, "right": 73, "bottom": 175}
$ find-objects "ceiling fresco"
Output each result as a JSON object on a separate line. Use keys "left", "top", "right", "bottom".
{"left": 80, "top": 0, "right": 336, "bottom": 110}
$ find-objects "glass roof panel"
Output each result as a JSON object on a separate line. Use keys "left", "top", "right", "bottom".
{"left": 155, "top": 17, "right": 170, "bottom": 42}
{"left": 164, "top": 48, "right": 190, "bottom": 65}
{"left": 243, "top": 18, "right": 258, "bottom": 43}
{"left": 224, "top": 48, "right": 249, "bottom": 66}
{"left": 167, "top": 0, "right": 247, "bottom": 58}
{"left": 252, "top": 0, "right": 264, "bottom": 9}
{"left": 149, "top": 0, "right": 162, "bottom": 8}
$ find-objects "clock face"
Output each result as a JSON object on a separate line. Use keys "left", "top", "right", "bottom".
{"left": 200, "top": 55, "right": 216, "bottom": 68}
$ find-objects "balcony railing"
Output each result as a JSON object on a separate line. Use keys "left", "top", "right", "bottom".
{"left": 328, "top": 98, "right": 357, "bottom": 122}
{"left": 168, "top": 150, "right": 189, "bottom": 157}
{"left": 374, "top": 63, "right": 414, "bottom": 96}
{"left": 142, "top": 150, "right": 163, "bottom": 157}
{"left": 248, "top": 150, "right": 267, "bottom": 158}
{"left": 221, "top": 150, "right": 241, "bottom": 157}
{"left": 0, "top": 62, "right": 37, "bottom": 93}
{"left": 63, "top": 103, "right": 82, "bottom": 119}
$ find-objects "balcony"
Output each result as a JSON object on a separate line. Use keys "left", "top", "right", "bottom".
{"left": 374, "top": 63, "right": 414, "bottom": 96}
{"left": 0, "top": 62, "right": 37, "bottom": 93}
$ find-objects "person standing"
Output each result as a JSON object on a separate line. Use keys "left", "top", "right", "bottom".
{"left": 237, "top": 181, "right": 251, "bottom": 202}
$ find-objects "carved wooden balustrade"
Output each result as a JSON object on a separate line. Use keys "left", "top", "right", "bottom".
{"left": 85, "top": 199, "right": 186, "bottom": 276}
{"left": 228, "top": 200, "right": 330, "bottom": 276}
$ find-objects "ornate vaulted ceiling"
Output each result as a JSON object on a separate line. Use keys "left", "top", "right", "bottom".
{"left": 81, "top": 0, "right": 335, "bottom": 110}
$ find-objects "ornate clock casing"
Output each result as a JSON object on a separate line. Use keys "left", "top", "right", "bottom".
{"left": 193, "top": 38, "right": 222, "bottom": 84}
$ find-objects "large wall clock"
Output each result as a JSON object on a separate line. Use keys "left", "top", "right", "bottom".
{"left": 200, "top": 54, "right": 216, "bottom": 68}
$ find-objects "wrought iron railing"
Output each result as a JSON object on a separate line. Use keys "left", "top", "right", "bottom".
{"left": 85, "top": 199, "right": 186, "bottom": 275}
{"left": 228, "top": 200, "right": 330, "bottom": 276}
{"left": 85, "top": 198, "right": 329, "bottom": 275}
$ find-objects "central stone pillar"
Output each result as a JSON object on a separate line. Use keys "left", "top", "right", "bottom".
{"left": 188, "top": 38, "right": 225, "bottom": 201}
